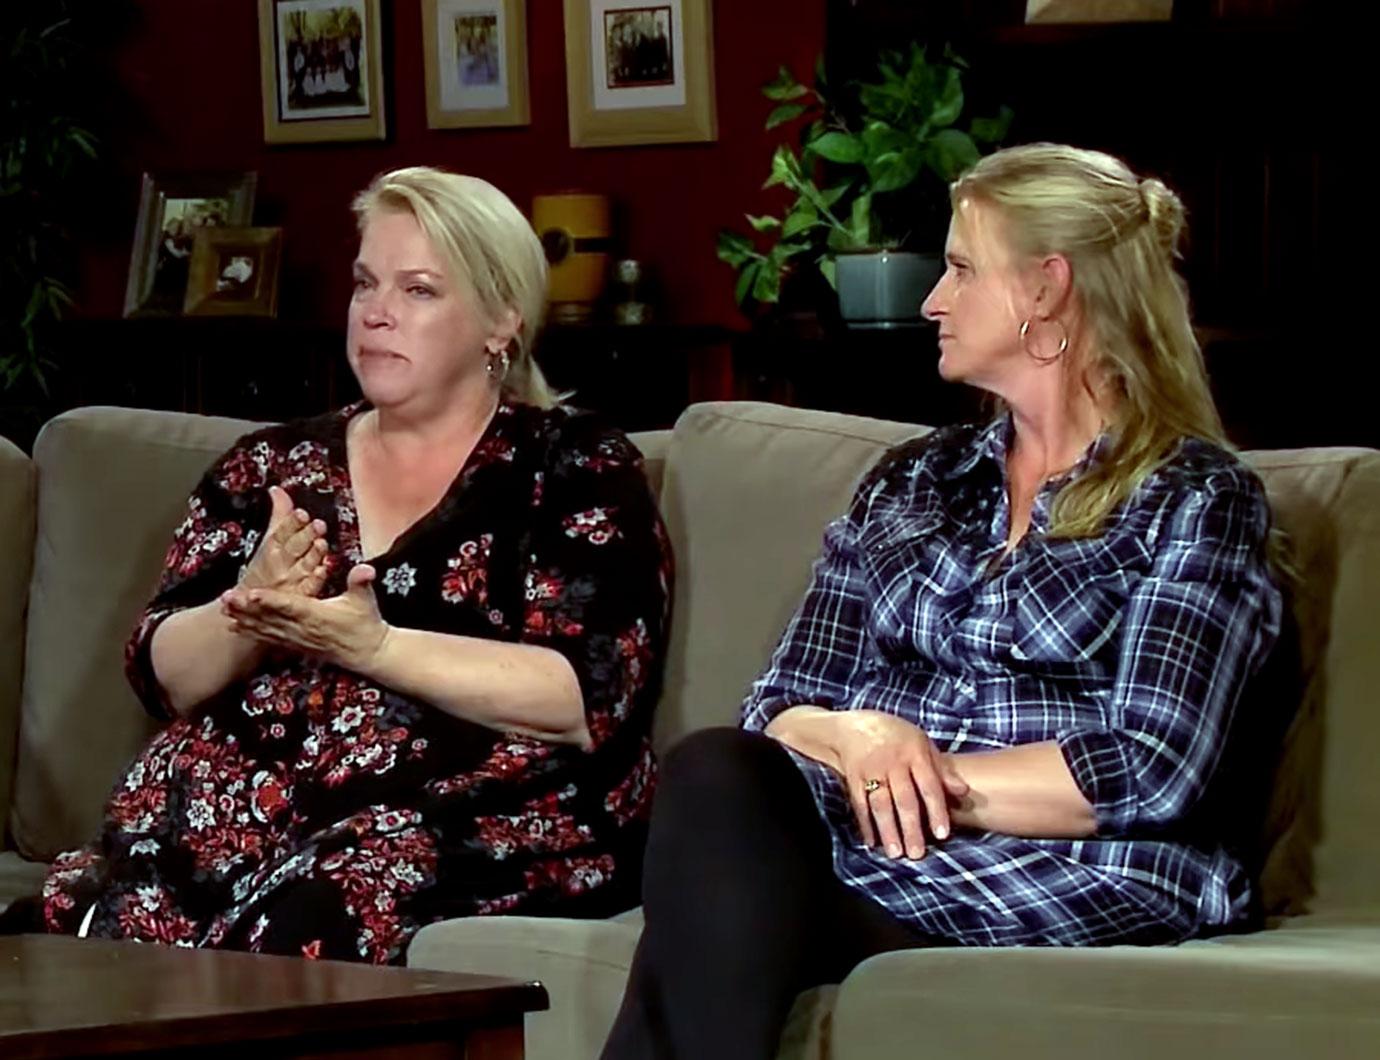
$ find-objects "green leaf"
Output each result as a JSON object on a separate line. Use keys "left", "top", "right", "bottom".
{"left": 926, "top": 128, "right": 981, "bottom": 181}
{"left": 849, "top": 193, "right": 873, "bottom": 247}
{"left": 753, "top": 259, "right": 781, "bottom": 303}
{"left": 827, "top": 225, "right": 857, "bottom": 253}
{"left": 770, "top": 241, "right": 810, "bottom": 266}
{"left": 970, "top": 105, "right": 1013, "bottom": 145}
{"left": 762, "top": 65, "right": 807, "bottom": 101}
{"left": 811, "top": 131, "right": 864, "bottom": 164}
{"left": 818, "top": 256, "right": 837, "bottom": 289}
{"left": 745, "top": 214, "right": 782, "bottom": 233}
{"left": 860, "top": 121, "right": 907, "bottom": 167}
{"left": 871, "top": 148, "right": 923, "bottom": 194}
{"left": 765, "top": 102, "right": 808, "bottom": 130}
{"left": 781, "top": 202, "right": 818, "bottom": 238}
{"left": 818, "top": 180, "right": 852, "bottom": 208}
{"left": 716, "top": 230, "right": 756, "bottom": 267}
{"left": 930, "top": 67, "right": 964, "bottom": 128}
{"left": 763, "top": 144, "right": 802, "bottom": 189}
{"left": 734, "top": 261, "right": 761, "bottom": 306}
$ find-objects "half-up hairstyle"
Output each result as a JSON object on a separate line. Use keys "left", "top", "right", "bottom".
{"left": 952, "top": 143, "right": 1223, "bottom": 539}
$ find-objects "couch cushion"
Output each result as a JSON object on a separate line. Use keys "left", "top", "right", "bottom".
{"left": 1244, "top": 450, "right": 1380, "bottom": 916}
{"left": 655, "top": 403, "right": 927, "bottom": 751}
{"left": 12, "top": 407, "right": 262, "bottom": 859}
{"left": 408, "top": 915, "right": 643, "bottom": 1060}
{"left": 0, "top": 435, "right": 35, "bottom": 849}
{"left": 830, "top": 914, "right": 1380, "bottom": 1060}
{"left": 406, "top": 911, "right": 833, "bottom": 1060}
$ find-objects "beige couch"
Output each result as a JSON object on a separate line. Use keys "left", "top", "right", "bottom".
{"left": 2, "top": 402, "right": 1378, "bottom": 1058}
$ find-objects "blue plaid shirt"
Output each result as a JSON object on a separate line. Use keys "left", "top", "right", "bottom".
{"left": 741, "top": 416, "right": 1283, "bottom": 946}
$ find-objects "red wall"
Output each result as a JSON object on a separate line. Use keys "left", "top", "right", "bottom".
{"left": 78, "top": 0, "right": 826, "bottom": 330}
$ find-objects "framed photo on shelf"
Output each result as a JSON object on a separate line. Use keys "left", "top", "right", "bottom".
{"left": 422, "top": 0, "right": 530, "bottom": 129}
{"left": 563, "top": 0, "right": 717, "bottom": 148}
{"left": 184, "top": 227, "right": 285, "bottom": 318}
{"left": 257, "top": 0, "right": 386, "bottom": 144}
{"left": 122, "top": 171, "right": 258, "bottom": 318}
{"left": 1025, "top": 0, "right": 1173, "bottom": 22}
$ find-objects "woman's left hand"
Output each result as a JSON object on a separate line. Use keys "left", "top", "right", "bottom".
{"left": 220, "top": 563, "right": 391, "bottom": 672}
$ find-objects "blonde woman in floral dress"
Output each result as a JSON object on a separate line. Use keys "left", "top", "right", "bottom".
{"left": 28, "top": 168, "right": 672, "bottom": 963}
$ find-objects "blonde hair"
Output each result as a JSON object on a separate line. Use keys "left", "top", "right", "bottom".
{"left": 352, "top": 166, "right": 559, "bottom": 408}
{"left": 951, "top": 143, "right": 1224, "bottom": 539}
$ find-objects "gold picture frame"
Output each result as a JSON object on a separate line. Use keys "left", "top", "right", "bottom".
{"left": 563, "top": 0, "right": 717, "bottom": 148}
{"left": 184, "top": 227, "right": 285, "bottom": 318}
{"left": 122, "top": 171, "right": 258, "bottom": 318}
{"left": 422, "top": 0, "right": 530, "bottom": 129}
{"left": 257, "top": 0, "right": 386, "bottom": 144}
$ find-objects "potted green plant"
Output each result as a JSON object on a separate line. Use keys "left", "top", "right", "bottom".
{"left": 717, "top": 44, "right": 1011, "bottom": 327}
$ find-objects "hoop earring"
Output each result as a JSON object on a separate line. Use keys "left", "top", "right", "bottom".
{"left": 1019, "top": 318, "right": 1069, "bottom": 365}
{"left": 484, "top": 346, "right": 511, "bottom": 383}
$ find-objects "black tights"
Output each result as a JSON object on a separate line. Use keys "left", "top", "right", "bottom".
{"left": 600, "top": 727, "right": 936, "bottom": 1060}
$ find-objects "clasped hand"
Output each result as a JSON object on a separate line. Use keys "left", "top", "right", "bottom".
{"left": 834, "top": 710, "right": 969, "bottom": 861}
{"left": 221, "top": 563, "right": 390, "bottom": 672}
{"left": 223, "top": 484, "right": 390, "bottom": 671}
{"left": 238, "top": 485, "right": 330, "bottom": 595}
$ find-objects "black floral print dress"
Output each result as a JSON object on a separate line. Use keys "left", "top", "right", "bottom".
{"left": 40, "top": 401, "right": 672, "bottom": 964}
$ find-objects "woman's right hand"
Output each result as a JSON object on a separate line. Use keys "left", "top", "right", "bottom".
{"left": 238, "top": 485, "right": 330, "bottom": 597}
{"left": 829, "top": 710, "right": 969, "bottom": 860}
{"left": 767, "top": 706, "right": 968, "bottom": 860}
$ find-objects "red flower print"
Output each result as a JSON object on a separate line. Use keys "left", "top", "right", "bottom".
{"left": 473, "top": 434, "right": 517, "bottom": 465}
{"left": 116, "top": 884, "right": 199, "bottom": 947}
{"left": 475, "top": 806, "right": 591, "bottom": 861}
{"left": 562, "top": 507, "right": 621, "bottom": 546}
{"left": 251, "top": 771, "right": 292, "bottom": 824}
{"left": 441, "top": 534, "right": 493, "bottom": 606}
{"left": 603, "top": 743, "right": 657, "bottom": 826}
{"left": 476, "top": 893, "right": 524, "bottom": 916}
{"left": 523, "top": 854, "right": 616, "bottom": 897}
{"left": 215, "top": 445, "right": 270, "bottom": 495}
{"left": 523, "top": 568, "right": 584, "bottom": 638}
{"left": 301, "top": 939, "right": 323, "bottom": 959}
{"left": 280, "top": 440, "right": 333, "bottom": 491}
{"left": 570, "top": 437, "right": 633, "bottom": 472}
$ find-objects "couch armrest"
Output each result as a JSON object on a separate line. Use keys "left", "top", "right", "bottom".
{"left": 0, "top": 436, "right": 35, "bottom": 849}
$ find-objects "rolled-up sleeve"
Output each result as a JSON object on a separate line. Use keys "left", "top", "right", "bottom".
{"left": 1057, "top": 468, "right": 1283, "bottom": 836}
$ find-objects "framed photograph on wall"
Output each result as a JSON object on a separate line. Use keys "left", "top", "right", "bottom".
{"left": 563, "top": 0, "right": 717, "bottom": 148}
{"left": 422, "top": 0, "right": 530, "bottom": 129}
{"left": 257, "top": 0, "right": 386, "bottom": 144}
{"left": 122, "top": 172, "right": 258, "bottom": 318}
{"left": 184, "top": 227, "right": 285, "bottom": 318}
{"left": 1025, "top": 0, "right": 1173, "bottom": 21}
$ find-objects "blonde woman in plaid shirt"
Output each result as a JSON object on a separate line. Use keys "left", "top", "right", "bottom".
{"left": 602, "top": 144, "right": 1289, "bottom": 1060}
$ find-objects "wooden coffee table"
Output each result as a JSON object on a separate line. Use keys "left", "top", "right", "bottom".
{"left": 0, "top": 934, "right": 548, "bottom": 1058}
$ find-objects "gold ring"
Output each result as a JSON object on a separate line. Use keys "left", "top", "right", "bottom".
{"left": 863, "top": 778, "right": 884, "bottom": 794}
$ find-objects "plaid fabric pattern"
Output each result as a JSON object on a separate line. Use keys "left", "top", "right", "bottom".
{"left": 741, "top": 417, "right": 1283, "bottom": 946}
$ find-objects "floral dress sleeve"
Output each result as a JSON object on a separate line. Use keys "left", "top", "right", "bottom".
{"left": 124, "top": 435, "right": 281, "bottom": 721}
{"left": 520, "top": 417, "right": 672, "bottom": 749}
